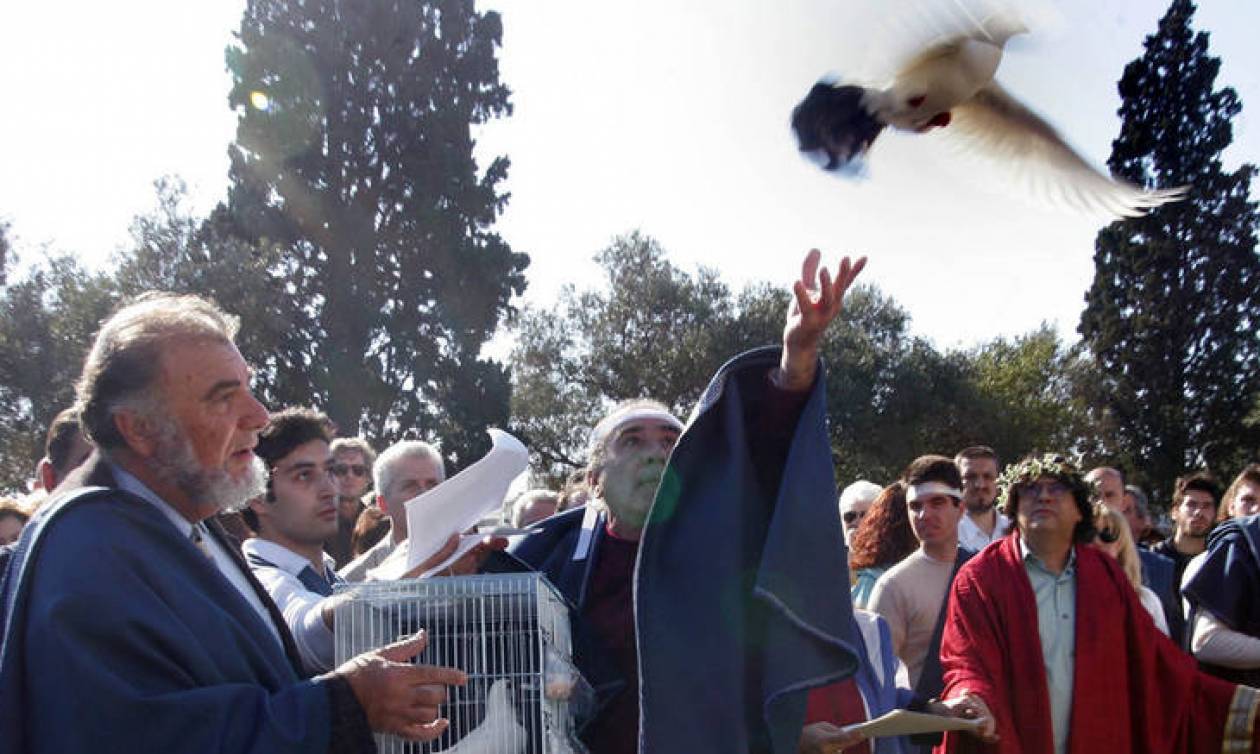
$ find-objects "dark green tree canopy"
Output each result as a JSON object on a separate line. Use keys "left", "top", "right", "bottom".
{"left": 510, "top": 231, "right": 1096, "bottom": 488}
{"left": 0, "top": 234, "right": 116, "bottom": 491}
{"left": 223, "top": 0, "right": 528, "bottom": 466}
{"left": 1080, "top": 0, "right": 1259, "bottom": 500}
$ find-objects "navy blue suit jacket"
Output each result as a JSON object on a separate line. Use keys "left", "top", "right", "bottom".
{"left": 484, "top": 505, "right": 627, "bottom": 715}
{"left": 1139, "top": 547, "right": 1184, "bottom": 644}
{"left": 0, "top": 455, "right": 369, "bottom": 753}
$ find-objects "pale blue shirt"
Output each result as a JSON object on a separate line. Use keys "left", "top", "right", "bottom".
{"left": 110, "top": 464, "right": 284, "bottom": 649}
{"left": 242, "top": 538, "right": 337, "bottom": 673}
{"left": 1020, "top": 537, "right": 1077, "bottom": 754}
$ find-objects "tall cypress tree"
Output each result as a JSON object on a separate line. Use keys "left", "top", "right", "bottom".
{"left": 1079, "top": 0, "right": 1259, "bottom": 499}
{"left": 222, "top": 0, "right": 528, "bottom": 465}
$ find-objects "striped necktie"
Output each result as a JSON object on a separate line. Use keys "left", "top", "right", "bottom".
{"left": 189, "top": 523, "right": 215, "bottom": 560}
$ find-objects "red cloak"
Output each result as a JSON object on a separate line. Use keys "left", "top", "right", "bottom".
{"left": 936, "top": 534, "right": 1258, "bottom": 754}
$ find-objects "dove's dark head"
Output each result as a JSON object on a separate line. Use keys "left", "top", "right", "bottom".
{"left": 791, "top": 82, "right": 885, "bottom": 172}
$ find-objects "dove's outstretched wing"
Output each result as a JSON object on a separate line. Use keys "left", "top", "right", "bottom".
{"left": 850, "top": 0, "right": 1030, "bottom": 86}
{"left": 944, "top": 83, "right": 1186, "bottom": 217}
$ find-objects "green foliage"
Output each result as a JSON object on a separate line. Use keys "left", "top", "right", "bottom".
{"left": 221, "top": 0, "right": 527, "bottom": 466}
{"left": 1079, "top": 0, "right": 1260, "bottom": 501}
{"left": 0, "top": 237, "right": 116, "bottom": 492}
{"left": 111, "top": 177, "right": 317, "bottom": 412}
{"left": 510, "top": 231, "right": 1101, "bottom": 487}
{"left": 509, "top": 232, "right": 779, "bottom": 482}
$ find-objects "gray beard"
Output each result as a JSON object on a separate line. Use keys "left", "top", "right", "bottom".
{"left": 148, "top": 417, "right": 266, "bottom": 513}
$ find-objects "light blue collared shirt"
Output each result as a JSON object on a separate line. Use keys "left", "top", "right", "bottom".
{"left": 1019, "top": 536, "right": 1077, "bottom": 754}
{"left": 242, "top": 538, "right": 336, "bottom": 673}
{"left": 110, "top": 464, "right": 283, "bottom": 648}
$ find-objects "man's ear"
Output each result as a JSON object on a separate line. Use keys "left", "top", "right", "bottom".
{"left": 375, "top": 493, "right": 387, "bottom": 515}
{"left": 36, "top": 457, "right": 57, "bottom": 492}
{"left": 112, "top": 409, "right": 158, "bottom": 457}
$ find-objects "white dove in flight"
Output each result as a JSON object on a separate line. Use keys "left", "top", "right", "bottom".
{"left": 443, "top": 679, "right": 528, "bottom": 754}
{"left": 790, "top": 1, "right": 1185, "bottom": 218}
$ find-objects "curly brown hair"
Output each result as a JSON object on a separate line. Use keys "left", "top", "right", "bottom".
{"left": 848, "top": 482, "right": 918, "bottom": 571}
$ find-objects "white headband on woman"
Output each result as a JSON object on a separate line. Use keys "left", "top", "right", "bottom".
{"left": 587, "top": 407, "right": 683, "bottom": 454}
{"left": 906, "top": 482, "right": 963, "bottom": 503}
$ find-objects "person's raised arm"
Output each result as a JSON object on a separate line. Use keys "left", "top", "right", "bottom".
{"left": 773, "top": 249, "right": 867, "bottom": 392}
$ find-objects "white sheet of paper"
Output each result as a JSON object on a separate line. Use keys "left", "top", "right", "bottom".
{"left": 842, "top": 709, "right": 985, "bottom": 739}
{"left": 365, "top": 533, "right": 503, "bottom": 581}
{"left": 417, "top": 535, "right": 484, "bottom": 578}
{"left": 402, "top": 428, "right": 528, "bottom": 573}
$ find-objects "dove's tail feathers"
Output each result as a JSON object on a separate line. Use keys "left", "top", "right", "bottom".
{"left": 1128, "top": 185, "right": 1191, "bottom": 213}
{"left": 791, "top": 82, "right": 887, "bottom": 172}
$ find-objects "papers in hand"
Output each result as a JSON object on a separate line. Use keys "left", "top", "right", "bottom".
{"left": 366, "top": 429, "right": 528, "bottom": 581}
{"left": 842, "top": 709, "right": 986, "bottom": 739}
{"left": 366, "top": 534, "right": 490, "bottom": 581}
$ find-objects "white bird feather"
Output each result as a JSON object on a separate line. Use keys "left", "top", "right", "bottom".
{"left": 942, "top": 83, "right": 1187, "bottom": 217}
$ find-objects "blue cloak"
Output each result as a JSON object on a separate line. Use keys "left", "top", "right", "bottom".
{"left": 0, "top": 458, "right": 356, "bottom": 753}
{"left": 1182, "top": 514, "right": 1260, "bottom": 686}
{"left": 635, "top": 346, "right": 864, "bottom": 753}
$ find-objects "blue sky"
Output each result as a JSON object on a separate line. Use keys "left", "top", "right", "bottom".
{"left": 1, "top": 0, "right": 1256, "bottom": 350}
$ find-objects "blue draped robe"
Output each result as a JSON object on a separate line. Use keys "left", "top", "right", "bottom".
{"left": 0, "top": 457, "right": 359, "bottom": 753}
{"left": 635, "top": 346, "right": 865, "bottom": 753}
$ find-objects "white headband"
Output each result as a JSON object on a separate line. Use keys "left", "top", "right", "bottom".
{"left": 588, "top": 407, "right": 683, "bottom": 454}
{"left": 906, "top": 482, "right": 963, "bottom": 503}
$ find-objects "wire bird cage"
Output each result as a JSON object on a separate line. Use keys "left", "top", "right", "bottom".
{"left": 334, "top": 572, "right": 588, "bottom": 754}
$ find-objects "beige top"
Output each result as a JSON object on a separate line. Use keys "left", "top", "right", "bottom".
{"left": 867, "top": 548, "right": 955, "bottom": 687}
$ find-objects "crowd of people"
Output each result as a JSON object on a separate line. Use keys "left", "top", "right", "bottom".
{"left": 1, "top": 249, "right": 1260, "bottom": 753}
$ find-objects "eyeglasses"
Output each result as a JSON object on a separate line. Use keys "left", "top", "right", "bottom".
{"left": 842, "top": 510, "right": 866, "bottom": 525}
{"left": 1096, "top": 528, "right": 1120, "bottom": 544}
{"left": 332, "top": 463, "right": 369, "bottom": 478}
{"left": 1015, "top": 480, "right": 1070, "bottom": 500}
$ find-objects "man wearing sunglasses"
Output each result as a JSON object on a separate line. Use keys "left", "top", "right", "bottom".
{"left": 936, "top": 454, "right": 1259, "bottom": 754}
{"left": 324, "top": 437, "right": 376, "bottom": 567}
{"left": 839, "top": 479, "right": 881, "bottom": 546}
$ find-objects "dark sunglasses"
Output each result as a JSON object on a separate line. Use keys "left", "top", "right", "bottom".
{"left": 842, "top": 510, "right": 866, "bottom": 525}
{"left": 1016, "top": 480, "right": 1069, "bottom": 500}
{"left": 332, "top": 463, "right": 369, "bottom": 478}
{"left": 1097, "top": 528, "right": 1120, "bottom": 544}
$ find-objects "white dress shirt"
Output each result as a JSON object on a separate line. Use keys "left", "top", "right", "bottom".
{"left": 242, "top": 538, "right": 338, "bottom": 673}
{"left": 957, "top": 510, "right": 1011, "bottom": 553}
{"left": 111, "top": 464, "right": 284, "bottom": 649}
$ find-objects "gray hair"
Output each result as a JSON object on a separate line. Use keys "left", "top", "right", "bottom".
{"left": 839, "top": 480, "right": 882, "bottom": 513}
{"left": 511, "top": 489, "right": 560, "bottom": 528}
{"left": 75, "top": 293, "right": 239, "bottom": 452}
{"left": 1124, "top": 484, "right": 1151, "bottom": 517}
{"left": 373, "top": 440, "right": 445, "bottom": 498}
{"left": 331, "top": 436, "right": 377, "bottom": 465}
